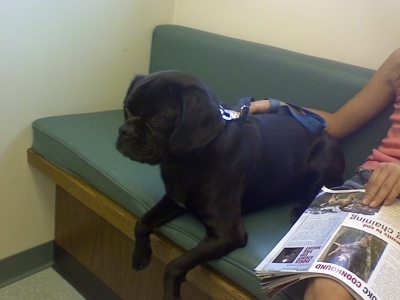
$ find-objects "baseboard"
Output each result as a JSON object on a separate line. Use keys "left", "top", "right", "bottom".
{"left": 53, "top": 243, "right": 119, "bottom": 300}
{"left": 0, "top": 241, "right": 54, "bottom": 289}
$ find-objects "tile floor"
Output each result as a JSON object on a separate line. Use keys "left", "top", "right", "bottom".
{"left": 0, "top": 268, "right": 84, "bottom": 299}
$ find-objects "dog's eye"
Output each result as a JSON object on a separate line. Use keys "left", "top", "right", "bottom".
{"left": 124, "top": 107, "right": 132, "bottom": 119}
{"left": 151, "top": 115, "right": 166, "bottom": 124}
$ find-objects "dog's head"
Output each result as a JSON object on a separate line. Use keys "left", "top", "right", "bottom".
{"left": 116, "top": 71, "right": 225, "bottom": 164}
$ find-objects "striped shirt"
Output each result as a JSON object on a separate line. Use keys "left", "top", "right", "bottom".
{"left": 361, "top": 88, "right": 400, "bottom": 170}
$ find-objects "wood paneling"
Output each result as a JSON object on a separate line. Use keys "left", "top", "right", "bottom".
{"left": 27, "top": 149, "right": 256, "bottom": 299}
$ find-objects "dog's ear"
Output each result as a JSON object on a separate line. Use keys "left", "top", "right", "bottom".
{"left": 123, "top": 75, "right": 146, "bottom": 118}
{"left": 125, "top": 75, "right": 146, "bottom": 97}
{"left": 169, "top": 85, "right": 225, "bottom": 155}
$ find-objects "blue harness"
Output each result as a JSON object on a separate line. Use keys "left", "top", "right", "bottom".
{"left": 219, "top": 97, "right": 327, "bottom": 135}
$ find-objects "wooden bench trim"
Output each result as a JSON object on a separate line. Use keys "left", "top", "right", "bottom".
{"left": 27, "top": 148, "right": 256, "bottom": 299}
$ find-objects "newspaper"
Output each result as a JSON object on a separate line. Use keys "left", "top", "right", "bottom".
{"left": 255, "top": 187, "right": 400, "bottom": 300}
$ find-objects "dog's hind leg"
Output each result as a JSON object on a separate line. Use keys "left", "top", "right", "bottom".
{"left": 290, "top": 138, "right": 345, "bottom": 222}
{"left": 133, "top": 194, "right": 187, "bottom": 271}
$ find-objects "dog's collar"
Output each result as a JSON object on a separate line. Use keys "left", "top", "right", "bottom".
{"left": 219, "top": 105, "right": 250, "bottom": 123}
{"left": 219, "top": 96, "right": 253, "bottom": 123}
{"left": 219, "top": 106, "right": 239, "bottom": 121}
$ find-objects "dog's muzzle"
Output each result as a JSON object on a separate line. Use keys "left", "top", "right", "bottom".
{"left": 116, "top": 124, "right": 164, "bottom": 165}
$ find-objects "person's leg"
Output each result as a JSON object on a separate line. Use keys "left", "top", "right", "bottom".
{"left": 304, "top": 169, "right": 371, "bottom": 300}
{"left": 333, "top": 168, "right": 372, "bottom": 190}
{"left": 304, "top": 278, "right": 355, "bottom": 300}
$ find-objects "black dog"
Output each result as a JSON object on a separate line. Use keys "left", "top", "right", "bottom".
{"left": 116, "top": 71, "right": 344, "bottom": 299}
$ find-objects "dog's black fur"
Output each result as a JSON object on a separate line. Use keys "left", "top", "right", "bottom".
{"left": 116, "top": 70, "right": 345, "bottom": 299}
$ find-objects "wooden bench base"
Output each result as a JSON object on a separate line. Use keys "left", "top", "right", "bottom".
{"left": 27, "top": 149, "right": 256, "bottom": 299}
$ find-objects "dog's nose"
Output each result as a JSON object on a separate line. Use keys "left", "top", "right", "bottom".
{"left": 119, "top": 124, "right": 137, "bottom": 138}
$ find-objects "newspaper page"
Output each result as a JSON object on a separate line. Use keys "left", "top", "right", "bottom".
{"left": 255, "top": 187, "right": 400, "bottom": 300}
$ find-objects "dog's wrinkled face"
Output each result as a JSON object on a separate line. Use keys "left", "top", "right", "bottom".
{"left": 116, "top": 71, "right": 225, "bottom": 165}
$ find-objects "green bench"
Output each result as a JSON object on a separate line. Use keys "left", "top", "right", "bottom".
{"left": 29, "top": 25, "right": 390, "bottom": 299}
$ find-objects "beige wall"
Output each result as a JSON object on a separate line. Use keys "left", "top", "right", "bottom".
{"left": 174, "top": 0, "right": 400, "bottom": 69}
{"left": 1, "top": 0, "right": 399, "bottom": 260}
{"left": 0, "top": 0, "right": 175, "bottom": 260}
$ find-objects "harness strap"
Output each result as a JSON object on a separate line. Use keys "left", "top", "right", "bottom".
{"left": 281, "top": 102, "right": 327, "bottom": 135}
{"left": 234, "top": 97, "right": 327, "bottom": 135}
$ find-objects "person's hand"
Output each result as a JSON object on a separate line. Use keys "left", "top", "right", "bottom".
{"left": 249, "top": 100, "right": 270, "bottom": 114}
{"left": 363, "top": 162, "right": 400, "bottom": 207}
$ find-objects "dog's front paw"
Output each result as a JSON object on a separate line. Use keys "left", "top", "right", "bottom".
{"left": 132, "top": 245, "right": 152, "bottom": 270}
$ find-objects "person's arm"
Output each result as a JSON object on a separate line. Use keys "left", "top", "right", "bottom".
{"left": 251, "top": 49, "right": 400, "bottom": 139}
{"left": 251, "top": 49, "right": 400, "bottom": 209}
{"left": 250, "top": 76, "right": 393, "bottom": 139}
{"left": 313, "top": 53, "right": 396, "bottom": 139}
